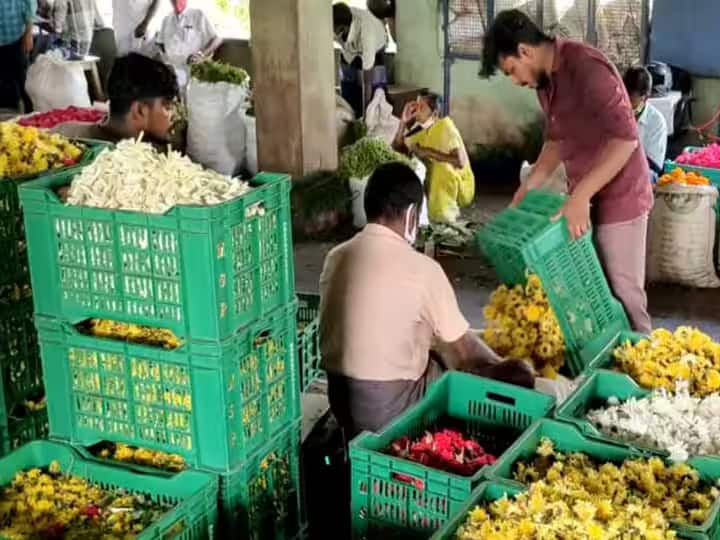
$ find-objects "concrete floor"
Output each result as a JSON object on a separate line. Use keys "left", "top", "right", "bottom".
{"left": 294, "top": 188, "right": 720, "bottom": 339}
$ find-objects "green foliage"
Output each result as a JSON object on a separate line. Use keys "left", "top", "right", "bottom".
{"left": 191, "top": 60, "right": 249, "bottom": 85}
{"left": 338, "top": 137, "right": 408, "bottom": 181}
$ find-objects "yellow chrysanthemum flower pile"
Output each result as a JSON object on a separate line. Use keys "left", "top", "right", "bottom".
{"left": 456, "top": 439, "right": 720, "bottom": 539}
{"left": 87, "top": 319, "right": 182, "bottom": 350}
{"left": 482, "top": 274, "right": 565, "bottom": 379}
{"left": 98, "top": 443, "right": 186, "bottom": 472}
{"left": 0, "top": 122, "right": 83, "bottom": 179}
{"left": 0, "top": 461, "right": 173, "bottom": 539}
{"left": 614, "top": 327, "right": 720, "bottom": 396}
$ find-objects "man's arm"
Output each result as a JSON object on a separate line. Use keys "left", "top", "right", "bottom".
{"left": 511, "top": 140, "right": 561, "bottom": 206}
{"left": 414, "top": 145, "right": 463, "bottom": 169}
{"left": 135, "top": 0, "right": 160, "bottom": 38}
{"left": 23, "top": 0, "right": 37, "bottom": 53}
{"left": 439, "top": 332, "right": 535, "bottom": 388}
{"left": 53, "top": 0, "right": 67, "bottom": 34}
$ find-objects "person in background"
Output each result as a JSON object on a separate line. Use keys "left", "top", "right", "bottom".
{"left": 367, "top": 0, "right": 395, "bottom": 42}
{"left": 54, "top": 52, "right": 178, "bottom": 145}
{"left": 393, "top": 92, "right": 475, "bottom": 224}
{"left": 52, "top": 0, "right": 101, "bottom": 58}
{"left": 112, "top": 0, "right": 160, "bottom": 56}
{"left": 333, "top": 2, "right": 388, "bottom": 117}
{"left": 0, "top": 0, "right": 35, "bottom": 111}
{"left": 481, "top": 10, "right": 653, "bottom": 334}
{"left": 319, "top": 162, "right": 534, "bottom": 438}
{"left": 624, "top": 66, "right": 668, "bottom": 182}
{"left": 156, "top": 0, "right": 222, "bottom": 88}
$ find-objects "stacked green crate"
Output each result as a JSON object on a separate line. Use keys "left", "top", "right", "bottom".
{"left": 476, "top": 189, "right": 631, "bottom": 377}
{"left": 0, "top": 138, "right": 106, "bottom": 456}
{"left": 0, "top": 440, "right": 218, "bottom": 539}
{"left": 349, "top": 372, "right": 555, "bottom": 539}
{"left": 297, "top": 292, "right": 321, "bottom": 392}
{"left": 18, "top": 162, "right": 305, "bottom": 537}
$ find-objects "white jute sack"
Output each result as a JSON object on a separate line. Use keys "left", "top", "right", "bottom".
{"left": 364, "top": 88, "right": 400, "bottom": 145}
{"left": 647, "top": 183, "right": 720, "bottom": 288}
{"left": 520, "top": 160, "right": 568, "bottom": 194}
{"left": 186, "top": 79, "right": 249, "bottom": 176}
{"left": 244, "top": 114, "right": 257, "bottom": 176}
{"left": 26, "top": 51, "right": 91, "bottom": 112}
{"left": 350, "top": 158, "right": 429, "bottom": 229}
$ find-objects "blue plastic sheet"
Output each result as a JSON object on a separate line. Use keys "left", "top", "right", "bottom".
{"left": 650, "top": 0, "right": 720, "bottom": 77}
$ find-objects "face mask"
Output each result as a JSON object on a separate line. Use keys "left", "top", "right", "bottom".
{"left": 419, "top": 118, "right": 435, "bottom": 130}
{"left": 634, "top": 103, "right": 645, "bottom": 118}
{"left": 403, "top": 204, "right": 417, "bottom": 244}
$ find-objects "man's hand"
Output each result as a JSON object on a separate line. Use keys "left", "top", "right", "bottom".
{"left": 187, "top": 52, "right": 204, "bottom": 65}
{"left": 510, "top": 182, "right": 530, "bottom": 208}
{"left": 21, "top": 25, "right": 33, "bottom": 54}
{"left": 134, "top": 21, "right": 149, "bottom": 39}
{"left": 551, "top": 192, "right": 591, "bottom": 240}
{"left": 401, "top": 101, "right": 417, "bottom": 124}
{"left": 471, "top": 359, "right": 535, "bottom": 389}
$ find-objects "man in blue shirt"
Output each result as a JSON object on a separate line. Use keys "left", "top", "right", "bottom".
{"left": 0, "top": 0, "right": 36, "bottom": 111}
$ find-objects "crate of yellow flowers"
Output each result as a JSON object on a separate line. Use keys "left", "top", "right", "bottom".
{"left": 483, "top": 418, "right": 720, "bottom": 539}
{"left": 0, "top": 123, "right": 106, "bottom": 288}
{"left": 0, "top": 439, "right": 218, "bottom": 539}
{"left": 476, "top": 189, "right": 630, "bottom": 378}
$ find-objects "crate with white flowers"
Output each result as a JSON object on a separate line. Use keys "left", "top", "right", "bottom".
{"left": 19, "top": 139, "right": 295, "bottom": 343}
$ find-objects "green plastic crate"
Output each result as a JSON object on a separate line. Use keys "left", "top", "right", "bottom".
{"left": 516, "top": 189, "right": 566, "bottom": 217}
{"left": 0, "top": 404, "right": 48, "bottom": 457}
{"left": 20, "top": 169, "right": 295, "bottom": 342}
{"left": 488, "top": 418, "right": 720, "bottom": 539}
{"left": 349, "top": 371, "right": 555, "bottom": 539}
{"left": 554, "top": 369, "right": 655, "bottom": 449}
{"left": 476, "top": 206, "right": 631, "bottom": 377}
{"left": 581, "top": 330, "right": 646, "bottom": 372}
{"left": 430, "top": 481, "right": 524, "bottom": 540}
{"left": 0, "top": 298, "right": 43, "bottom": 414}
{"left": 36, "top": 302, "right": 300, "bottom": 472}
{"left": 297, "top": 293, "right": 321, "bottom": 392}
{"left": 0, "top": 440, "right": 218, "bottom": 540}
{"left": 0, "top": 139, "right": 107, "bottom": 290}
{"left": 219, "top": 420, "right": 304, "bottom": 540}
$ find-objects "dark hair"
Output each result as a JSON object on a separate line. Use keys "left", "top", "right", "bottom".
{"left": 480, "top": 9, "right": 553, "bottom": 78}
{"left": 419, "top": 91, "right": 442, "bottom": 113}
{"left": 108, "top": 53, "right": 179, "bottom": 116}
{"left": 333, "top": 3, "right": 353, "bottom": 29}
{"left": 624, "top": 66, "right": 652, "bottom": 98}
{"left": 364, "top": 162, "right": 424, "bottom": 221}
{"left": 367, "top": 0, "right": 395, "bottom": 19}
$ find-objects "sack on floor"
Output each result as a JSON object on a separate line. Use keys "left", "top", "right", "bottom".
{"left": 520, "top": 160, "right": 568, "bottom": 194}
{"left": 186, "top": 78, "right": 249, "bottom": 176}
{"left": 350, "top": 158, "right": 429, "bottom": 228}
{"left": 26, "top": 51, "right": 91, "bottom": 112}
{"left": 647, "top": 183, "right": 720, "bottom": 288}
{"left": 364, "top": 88, "right": 400, "bottom": 145}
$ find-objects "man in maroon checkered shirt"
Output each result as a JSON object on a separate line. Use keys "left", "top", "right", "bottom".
{"left": 480, "top": 9, "right": 653, "bottom": 334}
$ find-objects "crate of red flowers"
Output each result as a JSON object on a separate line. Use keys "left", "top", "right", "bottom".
{"left": 348, "top": 371, "right": 555, "bottom": 540}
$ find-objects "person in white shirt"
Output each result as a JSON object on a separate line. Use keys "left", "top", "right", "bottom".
{"left": 112, "top": 0, "right": 160, "bottom": 56}
{"left": 333, "top": 2, "right": 388, "bottom": 117}
{"left": 53, "top": 0, "right": 103, "bottom": 57}
{"left": 156, "top": 0, "right": 222, "bottom": 88}
{"left": 624, "top": 66, "right": 668, "bottom": 182}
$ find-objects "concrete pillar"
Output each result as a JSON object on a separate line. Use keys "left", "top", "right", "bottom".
{"left": 250, "top": 0, "right": 338, "bottom": 178}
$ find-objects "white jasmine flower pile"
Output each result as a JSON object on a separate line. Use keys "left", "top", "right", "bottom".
{"left": 67, "top": 137, "right": 251, "bottom": 214}
{"left": 587, "top": 380, "right": 720, "bottom": 463}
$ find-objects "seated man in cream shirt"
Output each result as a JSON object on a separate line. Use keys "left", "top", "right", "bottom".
{"left": 319, "top": 162, "right": 535, "bottom": 438}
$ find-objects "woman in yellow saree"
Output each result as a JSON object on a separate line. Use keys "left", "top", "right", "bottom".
{"left": 393, "top": 92, "right": 475, "bottom": 223}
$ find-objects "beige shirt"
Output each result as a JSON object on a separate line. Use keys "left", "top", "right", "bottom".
{"left": 319, "top": 224, "right": 469, "bottom": 381}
